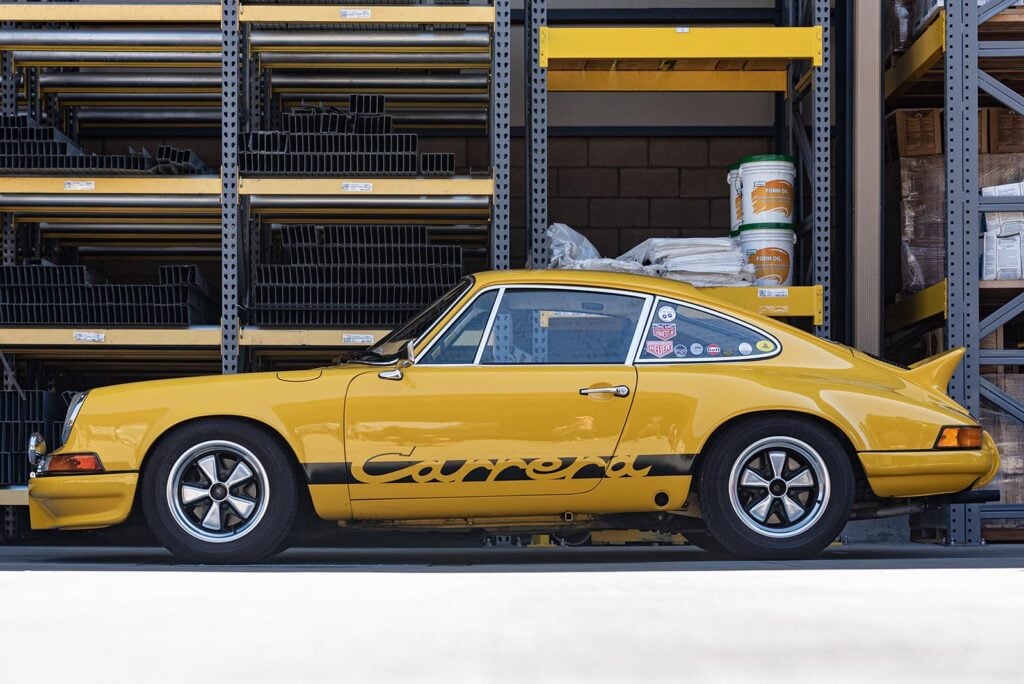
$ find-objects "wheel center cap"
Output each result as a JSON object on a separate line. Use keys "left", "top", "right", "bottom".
{"left": 210, "top": 483, "right": 228, "bottom": 501}
{"left": 769, "top": 479, "right": 787, "bottom": 496}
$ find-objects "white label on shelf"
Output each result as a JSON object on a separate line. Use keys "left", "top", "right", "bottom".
{"left": 757, "top": 288, "right": 789, "bottom": 299}
{"left": 64, "top": 180, "right": 95, "bottom": 191}
{"left": 340, "top": 9, "right": 371, "bottom": 19}
{"left": 73, "top": 331, "right": 105, "bottom": 343}
{"left": 675, "top": 27, "right": 690, "bottom": 33}
{"left": 342, "top": 182, "right": 374, "bottom": 193}
{"left": 343, "top": 333, "right": 375, "bottom": 345}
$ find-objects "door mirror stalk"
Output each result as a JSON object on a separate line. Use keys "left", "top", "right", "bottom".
{"left": 379, "top": 342, "right": 416, "bottom": 380}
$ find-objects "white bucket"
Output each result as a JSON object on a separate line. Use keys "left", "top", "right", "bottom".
{"left": 737, "top": 224, "right": 797, "bottom": 286}
{"left": 727, "top": 164, "right": 742, "bottom": 232}
{"left": 739, "top": 154, "right": 796, "bottom": 225}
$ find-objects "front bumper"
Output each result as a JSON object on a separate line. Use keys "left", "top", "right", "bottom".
{"left": 28, "top": 472, "right": 138, "bottom": 530}
{"left": 858, "top": 431, "right": 1000, "bottom": 498}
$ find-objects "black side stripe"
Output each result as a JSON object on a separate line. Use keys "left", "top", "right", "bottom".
{"left": 303, "top": 454, "right": 694, "bottom": 485}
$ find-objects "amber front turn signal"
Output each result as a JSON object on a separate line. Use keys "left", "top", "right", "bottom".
{"left": 43, "top": 453, "right": 104, "bottom": 473}
{"left": 935, "top": 426, "right": 983, "bottom": 450}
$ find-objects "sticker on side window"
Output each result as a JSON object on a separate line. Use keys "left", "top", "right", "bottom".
{"left": 651, "top": 323, "right": 676, "bottom": 341}
{"left": 645, "top": 340, "right": 673, "bottom": 358}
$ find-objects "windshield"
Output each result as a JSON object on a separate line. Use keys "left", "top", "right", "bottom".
{"left": 352, "top": 277, "right": 473, "bottom": 362}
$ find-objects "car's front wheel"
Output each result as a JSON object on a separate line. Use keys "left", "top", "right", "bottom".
{"left": 141, "top": 419, "right": 299, "bottom": 563}
{"left": 698, "top": 416, "right": 854, "bottom": 560}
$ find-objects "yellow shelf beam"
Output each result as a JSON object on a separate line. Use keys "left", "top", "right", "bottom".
{"left": 548, "top": 70, "right": 788, "bottom": 93}
{"left": 884, "top": 279, "right": 947, "bottom": 331}
{"left": 0, "top": 3, "right": 220, "bottom": 22}
{"left": 0, "top": 488, "right": 28, "bottom": 507}
{"left": 540, "top": 26, "right": 823, "bottom": 68}
{"left": 0, "top": 177, "right": 221, "bottom": 195}
{"left": 702, "top": 286, "right": 824, "bottom": 326}
{"left": 240, "top": 5, "right": 495, "bottom": 25}
{"left": 239, "top": 177, "right": 494, "bottom": 196}
{"left": 240, "top": 328, "right": 389, "bottom": 347}
{"left": 885, "top": 11, "right": 945, "bottom": 100}
{"left": 0, "top": 328, "right": 220, "bottom": 347}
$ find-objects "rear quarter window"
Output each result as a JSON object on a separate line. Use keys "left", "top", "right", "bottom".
{"left": 637, "top": 298, "right": 780, "bottom": 363}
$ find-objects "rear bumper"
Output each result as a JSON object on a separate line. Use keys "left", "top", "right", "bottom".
{"left": 28, "top": 472, "right": 138, "bottom": 530}
{"left": 858, "top": 431, "right": 1000, "bottom": 498}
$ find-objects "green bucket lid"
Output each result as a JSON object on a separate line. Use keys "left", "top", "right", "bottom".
{"left": 738, "top": 153, "right": 796, "bottom": 165}
{"left": 735, "top": 222, "right": 795, "bottom": 233}
{"left": 728, "top": 162, "right": 741, "bottom": 171}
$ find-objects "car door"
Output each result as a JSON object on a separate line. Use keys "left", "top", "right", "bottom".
{"left": 343, "top": 286, "right": 651, "bottom": 503}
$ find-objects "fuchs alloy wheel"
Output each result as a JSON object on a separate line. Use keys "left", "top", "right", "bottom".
{"left": 142, "top": 419, "right": 298, "bottom": 564}
{"left": 698, "top": 416, "right": 854, "bottom": 560}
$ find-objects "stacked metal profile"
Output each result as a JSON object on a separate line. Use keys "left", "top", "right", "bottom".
{"left": 0, "top": 115, "right": 212, "bottom": 174}
{"left": 0, "top": 264, "right": 215, "bottom": 326}
{"left": 241, "top": 98, "right": 454, "bottom": 176}
{"left": 248, "top": 224, "right": 462, "bottom": 327}
{"left": 0, "top": 391, "right": 66, "bottom": 486}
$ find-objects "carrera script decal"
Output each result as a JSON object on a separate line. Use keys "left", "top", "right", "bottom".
{"left": 350, "top": 451, "right": 656, "bottom": 485}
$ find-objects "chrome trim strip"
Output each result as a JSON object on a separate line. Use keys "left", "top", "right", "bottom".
{"left": 473, "top": 287, "right": 505, "bottom": 365}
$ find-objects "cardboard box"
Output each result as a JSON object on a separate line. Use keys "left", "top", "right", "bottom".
{"left": 886, "top": 108, "right": 989, "bottom": 158}
{"left": 989, "top": 108, "right": 1024, "bottom": 154}
{"left": 983, "top": 232, "right": 1023, "bottom": 281}
{"left": 888, "top": 109, "right": 942, "bottom": 157}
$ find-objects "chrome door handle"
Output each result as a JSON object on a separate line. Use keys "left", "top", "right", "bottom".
{"left": 579, "top": 385, "right": 630, "bottom": 398}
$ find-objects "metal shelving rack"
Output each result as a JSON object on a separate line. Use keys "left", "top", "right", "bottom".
{"left": 883, "top": 0, "right": 1024, "bottom": 541}
{"left": 884, "top": 1, "right": 1024, "bottom": 416}
{"left": 0, "top": 2, "right": 512, "bottom": 381}
{"left": 524, "top": 0, "right": 833, "bottom": 334}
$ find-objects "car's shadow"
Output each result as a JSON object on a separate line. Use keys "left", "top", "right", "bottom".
{"left": 2, "top": 542, "right": 1024, "bottom": 572}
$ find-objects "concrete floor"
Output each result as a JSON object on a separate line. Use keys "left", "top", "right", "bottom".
{"left": 1, "top": 544, "right": 1022, "bottom": 682}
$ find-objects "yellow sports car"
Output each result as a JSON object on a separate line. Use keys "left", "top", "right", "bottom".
{"left": 26, "top": 270, "right": 999, "bottom": 562}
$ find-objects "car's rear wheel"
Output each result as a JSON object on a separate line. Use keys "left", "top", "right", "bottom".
{"left": 698, "top": 416, "right": 854, "bottom": 560}
{"left": 142, "top": 419, "right": 298, "bottom": 564}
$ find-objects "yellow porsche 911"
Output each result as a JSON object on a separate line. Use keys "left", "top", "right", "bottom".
{"left": 26, "top": 270, "right": 998, "bottom": 562}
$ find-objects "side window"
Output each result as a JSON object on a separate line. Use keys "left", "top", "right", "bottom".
{"left": 480, "top": 289, "right": 645, "bottom": 365}
{"left": 638, "top": 298, "right": 779, "bottom": 362}
{"left": 420, "top": 291, "right": 497, "bottom": 365}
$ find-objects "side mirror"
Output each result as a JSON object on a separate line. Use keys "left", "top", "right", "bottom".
{"left": 378, "top": 341, "right": 416, "bottom": 381}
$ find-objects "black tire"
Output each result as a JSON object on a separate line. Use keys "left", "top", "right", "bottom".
{"left": 682, "top": 529, "right": 727, "bottom": 554}
{"left": 141, "top": 419, "right": 299, "bottom": 564}
{"left": 698, "top": 416, "right": 854, "bottom": 560}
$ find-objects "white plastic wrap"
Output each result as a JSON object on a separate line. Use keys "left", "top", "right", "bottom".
{"left": 547, "top": 222, "right": 601, "bottom": 269}
{"left": 546, "top": 224, "right": 754, "bottom": 286}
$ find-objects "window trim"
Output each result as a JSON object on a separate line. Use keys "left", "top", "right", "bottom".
{"left": 415, "top": 283, "right": 653, "bottom": 367}
{"left": 633, "top": 296, "right": 782, "bottom": 365}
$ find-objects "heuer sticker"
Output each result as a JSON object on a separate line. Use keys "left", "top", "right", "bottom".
{"left": 707, "top": 343, "right": 722, "bottom": 356}
{"left": 651, "top": 323, "right": 676, "bottom": 341}
{"left": 738, "top": 342, "right": 753, "bottom": 356}
{"left": 673, "top": 344, "right": 688, "bottom": 357}
{"left": 756, "top": 340, "right": 776, "bottom": 352}
{"left": 646, "top": 340, "right": 674, "bottom": 358}
{"left": 657, "top": 305, "right": 676, "bottom": 323}
{"left": 689, "top": 342, "right": 704, "bottom": 356}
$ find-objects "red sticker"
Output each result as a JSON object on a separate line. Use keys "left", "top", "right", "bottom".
{"left": 651, "top": 323, "right": 676, "bottom": 341}
{"left": 646, "top": 340, "right": 674, "bottom": 358}
{"left": 707, "top": 343, "right": 722, "bottom": 356}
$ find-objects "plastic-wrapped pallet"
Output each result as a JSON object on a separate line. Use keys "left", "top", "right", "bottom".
{"left": 897, "top": 153, "right": 1024, "bottom": 291}
{"left": 980, "top": 374, "right": 1024, "bottom": 505}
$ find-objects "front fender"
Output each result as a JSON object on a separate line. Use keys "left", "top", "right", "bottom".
{"left": 58, "top": 369, "right": 363, "bottom": 474}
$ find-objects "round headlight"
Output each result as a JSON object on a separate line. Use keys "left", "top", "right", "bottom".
{"left": 61, "top": 391, "right": 88, "bottom": 445}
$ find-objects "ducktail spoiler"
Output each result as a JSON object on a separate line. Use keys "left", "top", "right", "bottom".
{"left": 905, "top": 347, "right": 965, "bottom": 394}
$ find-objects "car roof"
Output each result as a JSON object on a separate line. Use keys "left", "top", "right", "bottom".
{"left": 470, "top": 269, "right": 704, "bottom": 302}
